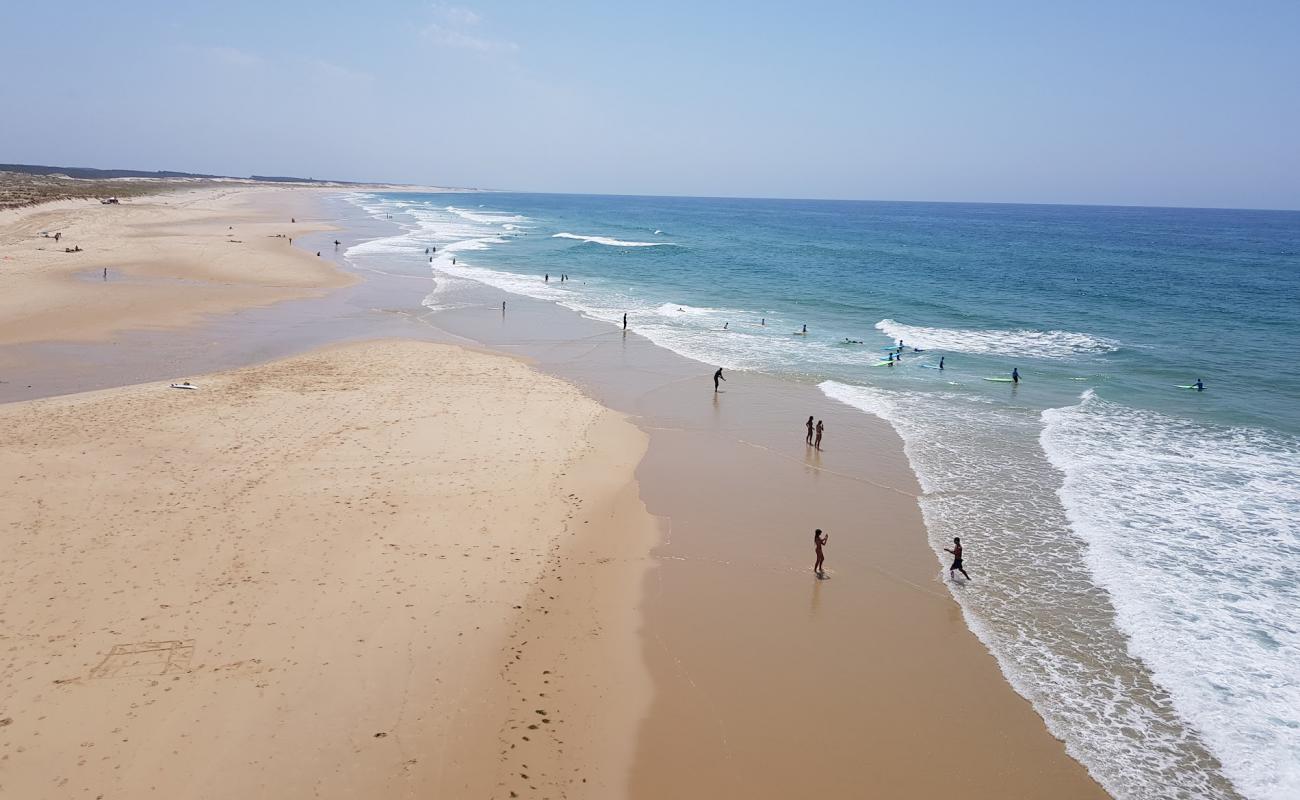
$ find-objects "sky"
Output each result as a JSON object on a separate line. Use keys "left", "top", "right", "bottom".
{"left": 3, "top": 0, "right": 1298, "bottom": 209}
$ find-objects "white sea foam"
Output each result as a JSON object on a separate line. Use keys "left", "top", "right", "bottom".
{"left": 445, "top": 205, "right": 526, "bottom": 226}
{"left": 819, "top": 380, "right": 1238, "bottom": 799}
{"left": 875, "top": 318, "right": 1120, "bottom": 359}
{"left": 1043, "top": 392, "right": 1300, "bottom": 800}
{"left": 552, "top": 232, "right": 673, "bottom": 247}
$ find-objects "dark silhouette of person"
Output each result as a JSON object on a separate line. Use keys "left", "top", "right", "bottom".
{"left": 814, "top": 529, "right": 828, "bottom": 577}
{"left": 945, "top": 537, "right": 971, "bottom": 580}
{"left": 713, "top": 367, "right": 726, "bottom": 392}
{"left": 1012, "top": 368, "right": 1020, "bottom": 384}
{"left": 623, "top": 312, "right": 628, "bottom": 330}
{"left": 814, "top": 420, "right": 824, "bottom": 450}
{"left": 806, "top": 416, "right": 815, "bottom": 445}
{"left": 939, "top": 356, "right": 945, "bottom": 370}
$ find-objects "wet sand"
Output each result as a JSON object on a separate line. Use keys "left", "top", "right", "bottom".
{"left": 431, "top": 294, "right": 1110, "bottom": 798}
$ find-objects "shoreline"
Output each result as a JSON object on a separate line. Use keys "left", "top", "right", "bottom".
{"left": 0, "top": 189, "right": 1111, "bottom": 797}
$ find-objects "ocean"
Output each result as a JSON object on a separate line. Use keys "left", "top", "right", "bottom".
{"left": 344, "top": 191, "right": 1300, "bottom": 800}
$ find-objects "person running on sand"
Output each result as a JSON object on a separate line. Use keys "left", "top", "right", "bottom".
{"left": 806, "top": 415, "right": 815, "bottom": 445}
{"left": 713, "top": 367, "right": 726, "bottom": 392}
{"left": 815, "top": 420, "right": 824, "bottom": 450}
{"left": 945, "top": 537, "right": 970, "bottom": 581}
{"left": 814, "top": 529, "right": 828, "bottom": 577}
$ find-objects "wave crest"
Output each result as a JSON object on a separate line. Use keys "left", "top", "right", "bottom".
{"left": 874, "top": 319, "right": 1119, "bottom": 359}
{"left": 553, "top": 232, "right": 673, "bottom": 248}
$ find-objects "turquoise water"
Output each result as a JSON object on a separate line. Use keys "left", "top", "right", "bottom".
{"left": 345, "top": 192, "right": 1300, "bottom": 800}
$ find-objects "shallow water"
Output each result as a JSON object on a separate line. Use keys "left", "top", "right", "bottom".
{"left": 344, "top": 191, "right": 1300, "bottom": 800}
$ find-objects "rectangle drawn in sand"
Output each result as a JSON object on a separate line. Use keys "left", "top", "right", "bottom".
{"left": 89, "top": 640, "right": 195, "bottom": 679}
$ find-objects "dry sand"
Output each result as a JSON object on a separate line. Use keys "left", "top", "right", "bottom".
{"left": 0, "top": 186, "right": 353, "bottom": 347}
{"left": 0, "top": 340, "right": 657, "bottom": 799}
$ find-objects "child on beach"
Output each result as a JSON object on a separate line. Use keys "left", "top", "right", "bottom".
{"left": 814, "top": 529, "right": 828, "bottom": 577}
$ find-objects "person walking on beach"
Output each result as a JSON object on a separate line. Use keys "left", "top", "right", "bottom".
{"left": 814, "top": 529, "right": 828, "bottom": 577}
{"left": 814, "top": 420, "right": 824, "bottom": 450}
{"left": 502, "top": 300, "right": 507, "bottom": 312}
{"left": 623, "top": 312, "right": 628, "bottom": 330}
{"left": 1012, "top": 367, "right": 1020, "bottom": 384}
{"left": 806, "top": 416, "right": 815, "bottom": 445}
{"left": 945, "top": 537, "right": 970, "bottom": 581}
{"left": 713, "top": 367, "right": 726, "bottom": 392}
{"left": 102, "top": 267, "right": 108, "bottom": 281}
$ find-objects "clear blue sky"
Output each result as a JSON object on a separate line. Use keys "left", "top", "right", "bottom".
{"left": 4, "top": 1, "right": 1298, "bottom": 208}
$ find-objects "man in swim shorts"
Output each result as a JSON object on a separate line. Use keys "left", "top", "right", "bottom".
{"left": 944, "top": 537, "right": 970, "bottom": 580}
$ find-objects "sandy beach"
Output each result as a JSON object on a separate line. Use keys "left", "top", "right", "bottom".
{"left": 0, "top": 186, "right": 352, "bottom": 347}
{"left": 0, "top": 189, "right": 1110, "bottom": 798}
{"left": 0, "top": 339, "right": 656, "bottom": 799}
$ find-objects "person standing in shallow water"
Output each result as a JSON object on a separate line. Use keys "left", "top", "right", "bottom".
{"left": 713, "top": 367, "right": 726, "bottom": 392}
{"left": 806, "top": 416, "right": 815, "bottom": 446}
{"left": 814, "top": 420, "right": 824, "bottom": 450}
{"left": 814, "top": 529, "right": 828, "bottom": 577}
{"left": 945, "top": 537, "right": 970, "bottom": 581}
{"left": 623, "top": 312, "right": 628, "bottom": 330}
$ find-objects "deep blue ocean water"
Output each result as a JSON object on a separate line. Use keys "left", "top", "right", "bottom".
{"left": 345, "top": 192, "right": 1300, "bottom": 800}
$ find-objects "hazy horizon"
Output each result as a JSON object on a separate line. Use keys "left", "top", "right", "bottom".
{"left": 5, "top": 1, "right": 1298, "bottom": 210}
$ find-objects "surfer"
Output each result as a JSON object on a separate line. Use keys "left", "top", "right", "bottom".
{"left": 723, "top": 322, "right": 729, "bottom": 330}
{"left": 761, "top": 318, "right": 765, "bottom": 326}
{"left": 814, "top": 420, "right": 824, "bottom": 451}
{"left": 1193, "top": 378, "right": 1205, "bottom": 392}
{"left": 898, "top": 339, "right": 904, "bottom": 349}
{"left": 806, "top": 416, "right": 815, "bottom": 446}
{"left": 545, "top": 273, "right": 549, "bottom": 282}
{"left": 814, "top": 529, "right": 828, "bottom": 577}
{"left": 1012, "top": 367, "right": 1020, "bottom": 384}
{"left": 944, "top": 537, "right": 970, "bottom": 581}
{"left": 939, "top": 356, "right": 945, "bottom": 370}
{"left": 713, "top": 367, "right": 726, "bottom": 393}
{"left": 802, "top": 324, "right": 808, "bottom": 334}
